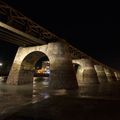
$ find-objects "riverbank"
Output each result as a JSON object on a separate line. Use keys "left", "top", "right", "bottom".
{"left": 2, "top": 95, "right": 120, "bottom": 120}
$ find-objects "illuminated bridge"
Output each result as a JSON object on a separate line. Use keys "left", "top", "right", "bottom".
{"left": 0, "top": 1, "right": 120, "bottom": 89}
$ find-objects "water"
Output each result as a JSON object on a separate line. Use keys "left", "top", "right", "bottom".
{"left": 1, "top": 76, "right": 120, "bottom": 118}
{"left": 0, "top": 81, "right": 33, "bottom": 115}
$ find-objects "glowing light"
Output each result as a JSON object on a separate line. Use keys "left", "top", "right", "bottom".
{"left": 0, "top": 63, "right": 3, "bottom": 67}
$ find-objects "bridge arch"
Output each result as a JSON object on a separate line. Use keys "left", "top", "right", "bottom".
{"left": 7, "top": 42, "right": 78, "bottom": 90}
{"left": 18, "top": 51, "right": 49, "bottom": 84}
{"left": 7, "top": 44, "right": 50, "bottom": 85}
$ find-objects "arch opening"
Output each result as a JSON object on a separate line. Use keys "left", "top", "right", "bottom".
{"left": 18, "top": 51, "right": 50, "bottom": 85}
{"left": 75, "top": 64, "right": 83, "bottom": 85}
{"left": 73, "top": 63, "right": 79, "bottom": 74}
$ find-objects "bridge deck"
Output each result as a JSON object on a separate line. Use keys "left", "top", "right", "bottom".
{"left": 0, "top": 22, "right": 46, "bottom": 46}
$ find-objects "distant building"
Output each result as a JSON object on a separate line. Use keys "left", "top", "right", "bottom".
{"left": 36, "top": 61, "right": 50, "bottom": 74}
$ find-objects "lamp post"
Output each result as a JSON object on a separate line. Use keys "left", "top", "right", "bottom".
{"left": 0, "top": 62, "right": 3, "bottom": 77}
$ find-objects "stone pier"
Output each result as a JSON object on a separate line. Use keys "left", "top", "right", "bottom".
{"left": 73, "top": 59, "right": 99, "bottom": 84}
{"left": 104, "top": 68, "right": 117, "bottom": 82}
{"left": 76, "top": 66, "right": 83, "bottom": 85}
{"left": 48, "top": 42, "right": 78, "bottom": 89}
{"left": 114, "top": 72, "right": 120, "bottom": 81}
{"left": 94, "top": 65, "right": 108, "bottom": 83}
{"left": 80, "top": 59, "right": 99, "bottom": 84}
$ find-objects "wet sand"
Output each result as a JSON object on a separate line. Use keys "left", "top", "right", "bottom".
{"left": 1, "top": 77, "right": 120, "bottom": 119}
{"left": 2, "top": 96, "right": 120, "bottom": 120}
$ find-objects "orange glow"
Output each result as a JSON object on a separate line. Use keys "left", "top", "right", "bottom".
{"left": 36, "top": 68, "right": 45, "bottom": 74}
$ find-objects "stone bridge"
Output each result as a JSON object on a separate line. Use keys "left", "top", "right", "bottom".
{"left": 7, "top": 42, "right": 120, "bottom": 90}
{"left": 0, "top": 1, "right": 120, "bottom": 90}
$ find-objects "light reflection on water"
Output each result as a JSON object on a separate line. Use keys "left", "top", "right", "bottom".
{"left": 0, "top": 76, "right": 120, "bottom": 116}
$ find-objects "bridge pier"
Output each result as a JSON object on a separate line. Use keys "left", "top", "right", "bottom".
{"left": 76, "top": 66, "right": 82, "bottom": 85}
{"left": 80, "top": 59, "right": 99, "bottom": 84}
{"left": 7, "top": 42, "right": 78, "bottom": 90}
{"left": 104, "top": 68, "right": 117, "bottom": 82}
{"left": 7, "top": 47, "right": 35, "bottom": 85}
{"left": 94, "top": 65, "right": 108, "bottom": 83}
{"left": 114, "top": 72, "right": 120, "bottom": 81}
{"left": 48, "top": 42, "right": 78, "bottom": 89}
{"left": 73, "top": 59, "right": 99, "bottom": 84}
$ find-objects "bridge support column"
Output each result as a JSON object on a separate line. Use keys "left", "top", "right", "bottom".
{"left": 79, "top": 59, "right": 99, "bottom": 84}
{"left": 104, "top": 68, "right": 117, "bottom": 82}
{"left": 114, "top": 72, "right": 120, "bottom": 81}
{"left": 76, "top": 66, "right": 82, "bottom": 85}
{"left": 7, "top": 47, "right": 33, "bottom": 85}
{"left": 48, "top": 42, "right": 78, "bottom": 90}
{"left": 94, "top": 65, "right": 108, "bottom": 83}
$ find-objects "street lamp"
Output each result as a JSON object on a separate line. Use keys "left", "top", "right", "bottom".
{"left": 0, "top": 62, "right": 3, "bottom": 67}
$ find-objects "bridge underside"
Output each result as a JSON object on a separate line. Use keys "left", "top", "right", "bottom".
{"left": 0, "top": 22, "right": 46, "bottom": 46}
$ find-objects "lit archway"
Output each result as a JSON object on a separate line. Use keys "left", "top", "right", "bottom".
{"left": 18, "top": 51, "right": 50, "bottom": 84}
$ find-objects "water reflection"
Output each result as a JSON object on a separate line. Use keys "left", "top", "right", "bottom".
{"left": 32, "top": 77, "right": 50, "bottom": 103}
{"left": 32, "top": 77, "right": 120, "bottom": 101}
{"left": 0, "top": 76, "right": 120, "bottom": 117}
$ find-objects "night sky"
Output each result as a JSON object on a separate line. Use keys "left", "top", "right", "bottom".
{"left": 0, "top": 0, "right": 120, "bottom": 70}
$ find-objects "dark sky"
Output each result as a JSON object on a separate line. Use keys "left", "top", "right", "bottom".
{"left": 0, "top": 0, "right": 120, "bottom": 70}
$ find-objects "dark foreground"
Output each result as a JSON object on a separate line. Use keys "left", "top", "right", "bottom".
{"left": 2, "top": 95, "right": 120, "bottom": 120}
